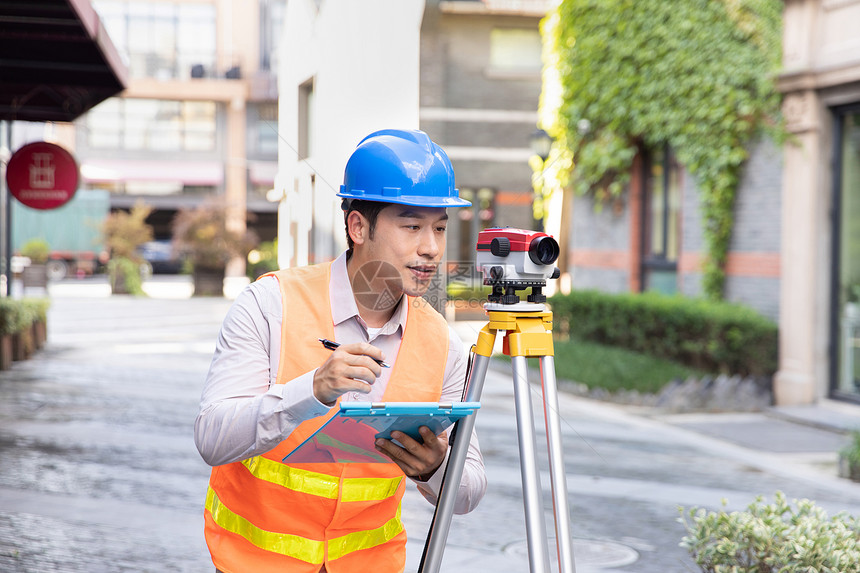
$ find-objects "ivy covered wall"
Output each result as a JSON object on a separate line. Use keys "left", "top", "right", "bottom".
{"left": 541, "top": 0, "right": 783, "bottom": 299}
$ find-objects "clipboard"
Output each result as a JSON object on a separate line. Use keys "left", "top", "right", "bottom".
{"left": 282, "top": 402, "right": 481, "bottom": 463}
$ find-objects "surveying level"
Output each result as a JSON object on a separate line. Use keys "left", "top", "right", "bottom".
{"left": 419, "top": 228, "right": 575, "bottom": 573}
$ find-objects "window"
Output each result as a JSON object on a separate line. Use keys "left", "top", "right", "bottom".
{"left": 641, "top": 145, "right": 681, "bottom": 294}
{"left": 489, "top": 28, "right": 542, "bottom": 74}
{"left": 259, "top": 0, "right": 286, "bottom": 72}
{"left": 457, "top": 188, "right": 495, "bottom": 275}
{"left": 93, "top": 1, "right": 216, "bottom": 80}
{"left": 833, "top": 108, "right": 860, "bottom": 400}
{"left": 252, "top": 103, "right": 279, "bottom": 156}
{"left": 298, "top": 79, "right": 315, "bottom": 159}
{"left": 86, "top": 98, "right": 217, "bottom": 152}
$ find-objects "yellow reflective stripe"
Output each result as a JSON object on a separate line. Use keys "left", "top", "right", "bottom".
{"left": 328, "top": 505, "right": 404, "bottom": 561}
{"left": 341, "top": 475, "right": 404, "bottom": 502}
{"left": 241, "top": 456, "right": 339, "bottom": 499}
{"left": 205, "top": 487, "right": 325, "bottom": 564}
{"left": 241, "top": 455, "right": 403, "bottom": 503}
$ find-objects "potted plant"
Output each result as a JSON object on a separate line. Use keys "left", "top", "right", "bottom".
{"left": 172, "top": 202, "right": 257, "bottom": 296}
{"left": 839, "top": 430, "right": 860, "bottom": 482}
{"left": 101, "top": 203, "right": 154, "bottom": 295}
{"left": 19, "top": 238, "right": 50, "bottom": 288}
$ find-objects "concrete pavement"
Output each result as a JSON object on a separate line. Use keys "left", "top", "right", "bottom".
{"left": 0, "top": 275, "right": 856, "bottom": 572}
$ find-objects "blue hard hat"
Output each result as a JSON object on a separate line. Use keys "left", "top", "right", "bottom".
{"left": 338, "top": 129, "right": 471, "bottom": 208}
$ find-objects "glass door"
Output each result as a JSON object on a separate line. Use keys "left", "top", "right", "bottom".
{"left": 833, "top": 108, "right": 860, "bottom": 400}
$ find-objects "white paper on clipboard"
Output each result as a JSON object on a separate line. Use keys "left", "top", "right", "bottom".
{"left": 282, "top": 402, "right": 481, "bottom": 464}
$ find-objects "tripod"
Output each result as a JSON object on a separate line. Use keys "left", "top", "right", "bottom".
{"left": 419, "top": 303, "right": 576, "bottom": 573}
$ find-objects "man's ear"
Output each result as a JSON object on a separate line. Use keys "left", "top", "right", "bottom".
{"left": 346, "top": 211, "right": 368, "bottom": 246}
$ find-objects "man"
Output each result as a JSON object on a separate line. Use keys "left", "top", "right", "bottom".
{"left": 195, "top": 129, "right": 487, "bottom": 573}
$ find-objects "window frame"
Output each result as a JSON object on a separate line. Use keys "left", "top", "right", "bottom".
{"left": 639, "top": 143, "right": 681, "bottom": 293}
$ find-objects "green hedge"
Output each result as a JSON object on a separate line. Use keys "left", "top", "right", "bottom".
{"left": 0, "top": 298, "right": 49, "bottom": 336}
{"left": 549, "top": 290, "right": 777, "bottom": 376}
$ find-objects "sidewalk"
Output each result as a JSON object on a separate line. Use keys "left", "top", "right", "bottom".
{"left": 0, "top": 278, "right": 856, "bottom": 572}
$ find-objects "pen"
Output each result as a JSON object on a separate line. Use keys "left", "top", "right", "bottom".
{"left": 318, "top": 338, "right": 391, "bottom": 368}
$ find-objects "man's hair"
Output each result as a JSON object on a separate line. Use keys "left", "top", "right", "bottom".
{"left": 344, "top": 200, "right": 388, "bottom": 253}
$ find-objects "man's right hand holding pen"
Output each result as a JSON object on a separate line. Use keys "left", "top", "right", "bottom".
{"left": 313, "top": 341, "right": 387, "bottom": 406}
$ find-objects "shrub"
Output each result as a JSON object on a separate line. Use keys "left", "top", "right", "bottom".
{"left": 446, "top": 282, "right": 491, "bottom": 301}
{"left": 20, "top": 238, "right": 51, "bottom": 264}
{"left": 102, "top": 203, "right": 154, "bottom": 295}
{"left": 680, "top": 492, "right": 860, "bottom": 572}
{"left": 173, "top": 202, "right": 257, "bottom": 270}
{"left": 246, "top": 240, "right": 279, "bottom": 281}
{"left": 0, "top": 298, "right": 48, "bottom": 336}
{"left": 841, "top": 430, "right": 860, "bottom": 471}
{"left": 549, "top": 290, "right": 778, "bottom": 376}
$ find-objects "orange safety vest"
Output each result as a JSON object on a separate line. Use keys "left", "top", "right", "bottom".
{"left": 204, "top": 262, "right": 449, "bottom": 573}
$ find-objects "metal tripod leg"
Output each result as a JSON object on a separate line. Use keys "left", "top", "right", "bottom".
{"left": 419, "top": 313, "right": 575, "bottom": 573}
{"left": 419, "top": 345, "right": 493, "bottom": 573}
{"left": 540, "top": 356, "right": 576, "bottom": 573}
{"left": 511, "top": 355, "right": 552, "bottom": 573}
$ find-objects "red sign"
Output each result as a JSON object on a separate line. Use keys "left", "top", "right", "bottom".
{"left": 6, "top": 142, "right": 79, "bottom": 210}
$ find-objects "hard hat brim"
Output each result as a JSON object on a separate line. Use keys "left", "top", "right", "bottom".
{"left": 337, "top": 192, "right": 471, "bottom": 208}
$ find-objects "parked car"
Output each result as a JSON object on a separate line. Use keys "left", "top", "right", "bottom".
{"left": 137, "top": 240, "right": 185, "bottom": 274}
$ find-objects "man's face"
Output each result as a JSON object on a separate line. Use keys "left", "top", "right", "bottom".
{"left": 352, "top": 204, "right": 448, "bottom": 300}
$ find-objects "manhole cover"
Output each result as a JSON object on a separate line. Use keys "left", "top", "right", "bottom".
{"left": 503, "top": 538, "right": 638, "bottom": 569}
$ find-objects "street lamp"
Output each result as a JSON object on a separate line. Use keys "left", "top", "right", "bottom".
{"left": 529, "top": 128, "right": 553, "bottom": 162}
{"left": 529, "top": 129, "right": 554, "bottom": 231}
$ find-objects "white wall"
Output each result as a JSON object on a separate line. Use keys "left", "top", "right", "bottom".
{"left": 276, "top": 0, "right": 425, "bottom": 267}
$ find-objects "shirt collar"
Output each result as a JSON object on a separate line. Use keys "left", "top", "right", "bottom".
{"left": 330, "top": 252, "right": 408, "bottom": 336}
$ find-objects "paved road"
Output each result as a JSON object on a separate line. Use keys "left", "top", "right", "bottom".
{"left": 0, "top": 276, "right": 857, "bottom": 572}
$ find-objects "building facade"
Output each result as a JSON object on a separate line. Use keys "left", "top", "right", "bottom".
{"left": 775, "top": 0, "right": 860, "bottom": 405}
{"left": 568, "top": 138, "right": 783, "bottom": 322}
{"left": 420, "top": 0, "right": 546, "bottom": 277}
{"left": 275, "top": 0, "right": 546, "bottom": 284}
{"left": 74, "top": 0, "right": 282, "bottom": 274}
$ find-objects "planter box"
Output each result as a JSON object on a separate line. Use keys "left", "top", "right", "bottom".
{"left": 839, "top": 454, "right": 860, "bottom": 482}
{"left": 193, "top": 267, "right": 225, "bottom": 297}
{"left": 0, "top": 335, "right": 12, "bottom": 370}
{"left": 12, "top": 329, "right": 34, "bottom": 361}
{"left": 22, "top": 264, "right": 48, "bottom": 289}
{"left": 32, "top": 320, "right": 47, "bottom": 349}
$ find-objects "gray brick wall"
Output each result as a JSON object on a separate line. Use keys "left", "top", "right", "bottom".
{"left": 572, "top": 267, "right": 630, "bottom": 294}
{"left": 679, "top": 136, "right": 782, "bottom": 320}
{"left": 569, "top": 192, "right": 631, "bottom": 291}
{"left": 420, "top": 8, "right": 544, "bottom": 265}
{"left": 571, "top": 193, "right": 631, "bottom": 251}
{"left": 730, "top": 137, "right": 782, "bottom": 253}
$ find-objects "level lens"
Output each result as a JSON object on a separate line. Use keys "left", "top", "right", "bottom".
{"left": 528, "top": 236, "right": 559, "bottom": 265}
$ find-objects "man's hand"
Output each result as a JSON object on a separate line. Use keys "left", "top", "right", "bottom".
{"left": 313, "top": 342, "right": 384, "bottom": 405}
{"left": 375, "top": 427, "right": 448, "bottom": 481}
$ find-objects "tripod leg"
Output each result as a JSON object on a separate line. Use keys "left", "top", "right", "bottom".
{"left": 419, "top": 351, "right": 492, "bottom": 573}
{"left": 511, "top": 356, "right": 552, "bottom": 573}
{"left": 540, "top": 356, "right": 576, "bottom": 573}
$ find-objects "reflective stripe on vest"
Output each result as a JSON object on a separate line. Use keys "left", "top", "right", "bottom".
{"left": 206, "top": 488, "right": 405, "bottom": 564}
{"left": 206, "top": 487, "right": 325, "bottom": 565}
{"left": 241, "top": 456, "right": 403, "bottom": 502}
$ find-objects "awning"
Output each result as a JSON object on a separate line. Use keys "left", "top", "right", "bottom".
{"left": 80, "top": 158, "right": 224, "bottom": 186}
{"left": 0, "top": 0, "right": 128, "bottom": 122}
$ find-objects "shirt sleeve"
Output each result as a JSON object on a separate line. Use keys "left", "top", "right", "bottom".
{"left": 194, "top": 278, "right": 331, "bottom": 466}
{"left": 412, "top": 326, "right": 487, "bottom": 514}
